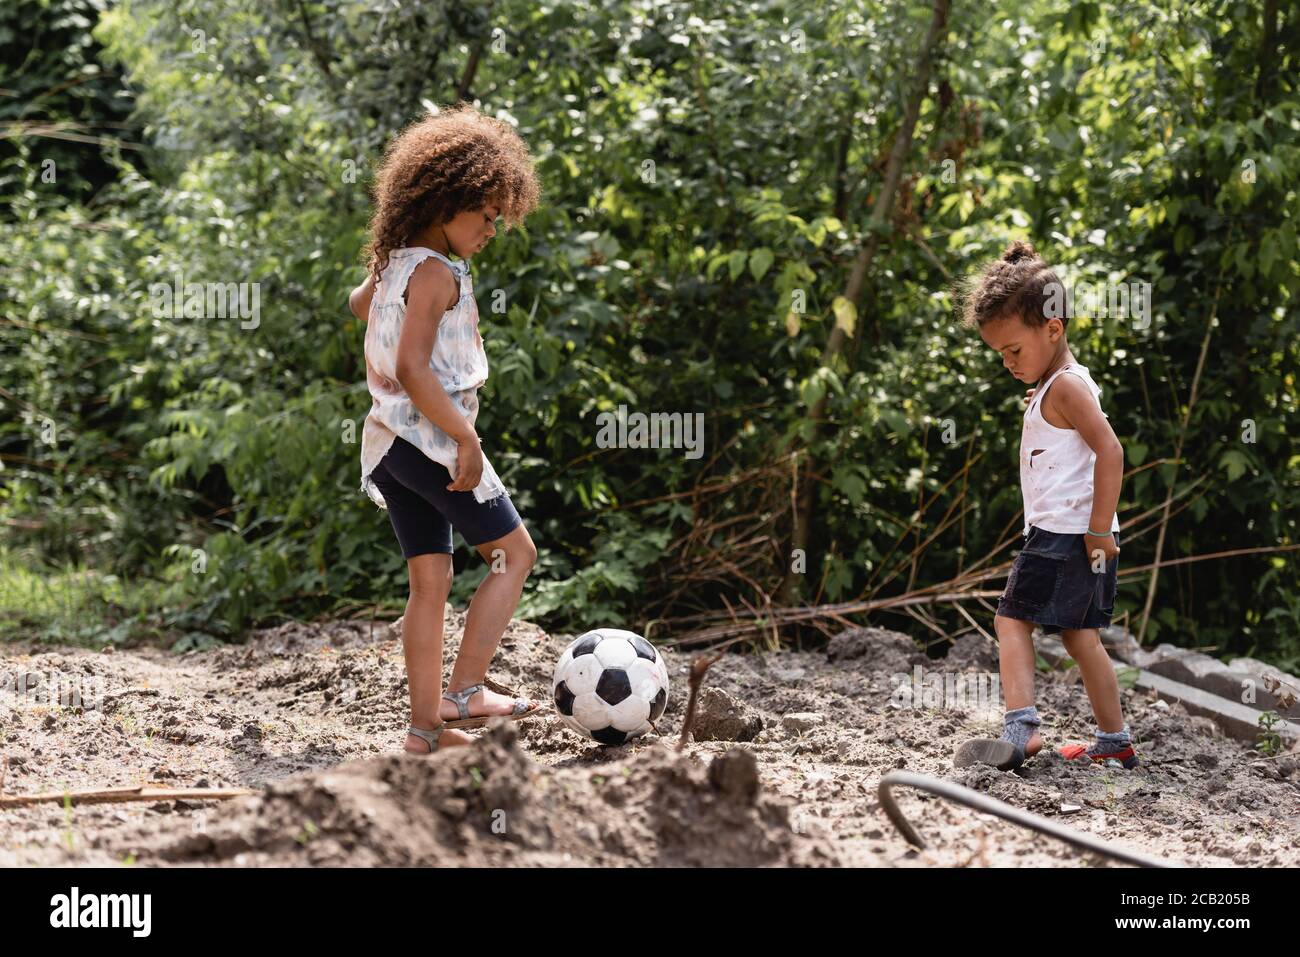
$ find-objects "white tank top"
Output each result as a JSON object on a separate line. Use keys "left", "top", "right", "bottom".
{"left": 358, "top": 247, "right": 507, "bottom": 507}
{"left": 1019, "top": 362, "right": 1121, "bottom": 536}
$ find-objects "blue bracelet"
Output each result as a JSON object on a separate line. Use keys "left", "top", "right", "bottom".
{"left": 1086, "top": 528, "right": 1110, "bottom": 537}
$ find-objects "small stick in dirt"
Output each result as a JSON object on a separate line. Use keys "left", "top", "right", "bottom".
{"left": 677, "top": 651, "right": 725, "bottom": 751}
{"left": 0, "top": 785, "right": 258, "bottom": 810}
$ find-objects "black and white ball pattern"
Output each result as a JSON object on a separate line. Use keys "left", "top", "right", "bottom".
{"left": 552, "top": 628, "right": 669, "bottom": 745}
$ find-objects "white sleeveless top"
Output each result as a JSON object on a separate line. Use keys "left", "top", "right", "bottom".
{"left": 358, "top": 247, "right": 507, "bottom": 507}
{"left": 1019, "top": 362, "right": 1121, "bottom": 536}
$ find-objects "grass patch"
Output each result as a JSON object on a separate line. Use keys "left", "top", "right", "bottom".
{"left": 0, "top": 546, "right": 173, "bottom": 647}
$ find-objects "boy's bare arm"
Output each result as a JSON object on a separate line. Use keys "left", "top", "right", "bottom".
{"left": 1050, "top": 375, "right": 1123, "bottom": 550}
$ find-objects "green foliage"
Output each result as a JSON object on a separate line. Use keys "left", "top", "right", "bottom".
{"left": 0, "top": 545, "right": 169, "bottom": 647}
{"left": 1255, "top": 710, "right": 1283, "bottom": 757}
{"left": 0, "top": 0, "right": 138, "bottom": 204}
{"left": 1, "top": 0, "right": 1296, "bottom": 669}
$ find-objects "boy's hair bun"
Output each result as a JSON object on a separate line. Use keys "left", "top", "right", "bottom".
{"left": 956, "top": 238, "right": 1063, "bottom": 329}
{"left": 1001, "top": 240, "right": 1038, "bottom": 265}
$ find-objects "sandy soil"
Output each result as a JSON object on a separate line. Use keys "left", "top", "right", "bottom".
{"left": 1, "top": 614, "right": 1297, "bottom": 867}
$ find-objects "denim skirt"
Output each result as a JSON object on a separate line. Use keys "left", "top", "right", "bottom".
{"left": 996, "top": 525, "right": 1119, "bottom": 634}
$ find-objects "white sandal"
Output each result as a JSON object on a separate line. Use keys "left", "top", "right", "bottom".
{"left": 406, "top": 722, "right": 448, "bottom": 753}
{"left": 440, "top": 682, "right": 542, "bottom": 729}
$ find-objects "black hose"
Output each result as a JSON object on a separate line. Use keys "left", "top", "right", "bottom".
{"left": 878, "top": 770, "right": 1176, "bottom": 868}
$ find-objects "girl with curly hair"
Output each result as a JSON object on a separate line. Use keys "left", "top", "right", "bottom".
{"left": 952, "top": 240, "right": 1138, "bottom": 772}
{"left": 348, "top": 104, "right": 542, "bottom": 755}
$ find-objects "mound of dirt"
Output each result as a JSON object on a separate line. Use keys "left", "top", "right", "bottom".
{"left": 127, "top": 721, "right": 837, "bottom": 867}
{"left": 943, "top": 633, "right": 1001, "bottom": 672}
{"left": 825, "top": 626, "right": 926, "bottom": 674}
{"left": 691, "top": 687, "right": 764, "bottom": 742}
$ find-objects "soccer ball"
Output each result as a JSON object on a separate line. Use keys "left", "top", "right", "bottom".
{"left": 552, "top": 628, "right": 669, "bottom": 745}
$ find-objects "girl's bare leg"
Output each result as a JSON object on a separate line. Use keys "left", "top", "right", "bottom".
{"left": 441, "top": 524, "right": 539, "bottom": 720}
{"left": 401, "top": 553, "right": 473, "bottom": 752}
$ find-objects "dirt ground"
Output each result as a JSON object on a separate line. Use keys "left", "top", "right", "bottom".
{"left": 2, "top": 613, "right": 1297, "bottom": 867}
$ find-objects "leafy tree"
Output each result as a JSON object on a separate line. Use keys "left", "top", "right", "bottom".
{"left": 1, "top": 0, "right": 1295, "bottom": 669}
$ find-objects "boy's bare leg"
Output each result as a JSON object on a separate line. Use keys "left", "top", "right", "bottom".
{"left": 955, "top": 615, "right": 1044, "bottom": 767}
{"left": 996, "top": 614, "right": 1043, "bottom": 756}
{"left": 1061, "top": 628, "right": 1124, "bottom": 731}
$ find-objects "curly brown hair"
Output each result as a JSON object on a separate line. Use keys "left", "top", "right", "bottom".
{"left": 364, "top": 103, "right": 541, "bottom": 283}
{"left": 959, "top": 240, "right": 1065, "bottom": 329}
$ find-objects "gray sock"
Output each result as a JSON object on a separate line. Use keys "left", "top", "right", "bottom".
{"left": 1088, "top": 727, "right": 1131, "bottom": 757}
{"left": 1000, "top": 705, "right": 1041, "bottom": 761}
